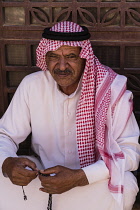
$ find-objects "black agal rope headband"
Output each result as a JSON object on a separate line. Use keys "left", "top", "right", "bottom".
{"left": 42, "top": 26, "right": 91, "bottom": 41}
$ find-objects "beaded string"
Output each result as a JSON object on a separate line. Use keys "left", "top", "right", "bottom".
{"left": 22, "top": 186, "right": 27, "bottom": 201}
{"left": 22, "top": 173, "right": 52, "bottom": 210}
{"left": 22, "top": 187, "right": 52, "bottom": 209}
{"left": 47, "top": 194, "right": 52, "bottom": 210}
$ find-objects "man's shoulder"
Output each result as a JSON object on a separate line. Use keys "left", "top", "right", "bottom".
{"left": 112, "top": 73, "right": 127, "bottom": 86}
{"left": 23, "top": 71, "right": 45, "bottom": 82}
{"left": 21, "top": 71, "right": 51, "bottom": 86}
{"left": 17, "top": 71, "right": 52, "bottom": 92}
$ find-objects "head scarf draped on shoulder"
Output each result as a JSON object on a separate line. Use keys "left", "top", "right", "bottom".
{"left": 36, "top": 21, "right": 131, "bottom": 204}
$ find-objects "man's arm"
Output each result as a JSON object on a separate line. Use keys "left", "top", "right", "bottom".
{"left": 83, "top": 91, "right": 140, "bottom": 185}
{"left": 0, "top": 77, "right": 33, "bottom": 183}
{"left": 82, "top": 112, "right": 140, "bottom": 185}
{"left": 0, "top": 78, "right": 31, "bottom": 160}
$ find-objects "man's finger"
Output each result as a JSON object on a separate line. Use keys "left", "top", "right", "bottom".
{"left": 39, "top": 187, "right": 49, "bottom": 193}
{"left": 39, "top": 165, "right": 61, "bottom": 175}
{"left": 18, "top": 166, "right": 38, "bottom": 178}
{"left": 19, "top": 158, "right": 38, "bottom": 171}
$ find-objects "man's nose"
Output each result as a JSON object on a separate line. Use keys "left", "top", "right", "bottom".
{"left": 58, "top": 57, "right": 67, "bottom": 71}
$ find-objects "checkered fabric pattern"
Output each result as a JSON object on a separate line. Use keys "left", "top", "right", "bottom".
{"left": 36, "top": 21, "right": 132, "bottom": 203}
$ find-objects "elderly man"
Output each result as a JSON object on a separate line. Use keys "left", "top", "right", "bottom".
{"left": 0, "top": 21, "right": 139, "bottom": 210}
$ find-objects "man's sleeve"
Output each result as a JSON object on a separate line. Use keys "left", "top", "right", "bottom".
{"left": 0, "top": 78, "right": 31, "bottom": 169}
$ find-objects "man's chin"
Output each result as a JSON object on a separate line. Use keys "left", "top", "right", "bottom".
{"left": 54, "top": 75, "right": 72, "bottom": 85}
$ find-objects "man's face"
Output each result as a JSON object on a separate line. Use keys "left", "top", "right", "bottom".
{"left": 46, "top": 45, "right": 86, "bottom": 95}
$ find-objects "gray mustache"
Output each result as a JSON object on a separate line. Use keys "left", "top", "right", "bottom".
{"left": 54, "top": 69, "right": 72, "bottom": 75}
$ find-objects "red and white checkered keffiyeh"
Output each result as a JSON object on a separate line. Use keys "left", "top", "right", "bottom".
{"left": 36, "top": 21, "right": 133, "bottom": 204}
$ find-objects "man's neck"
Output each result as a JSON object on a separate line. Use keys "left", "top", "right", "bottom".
{"left": 59, "top": 83, "right": 78, "bottom": 96}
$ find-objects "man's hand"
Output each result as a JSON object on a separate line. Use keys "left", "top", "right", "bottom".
{"left": 39, "top": 165, "right": 89, "bottom": 194}
{"left": 2, "top": 157, "right": 38, "bottom": 186}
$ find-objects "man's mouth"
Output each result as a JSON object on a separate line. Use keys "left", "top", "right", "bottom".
{"left": 57, "top": 73, "right": 71, "bottom": 77}
{"left": 54, "top": 69, "right": 72, "bottom": 77}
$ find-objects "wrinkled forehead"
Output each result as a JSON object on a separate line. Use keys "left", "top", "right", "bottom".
{"left": 47, "top": 45, "right": 81, "bottom": 55}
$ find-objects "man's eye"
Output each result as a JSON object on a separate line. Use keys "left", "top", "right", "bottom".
{"left": 68, "top": 55, "right": 76, "bottom": 58}
{"left": 48, "top": 54, "right": 59, "bottom": 60}
{"left": 49, "top": 55, "right": 58, "bottom": 58}
{"left": 66, "top": 54, "right": 78, "bottom": 60}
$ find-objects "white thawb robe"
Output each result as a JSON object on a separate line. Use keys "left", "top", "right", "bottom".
{"left": 0, "top": 71, "right": 139, "bottom": 210}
